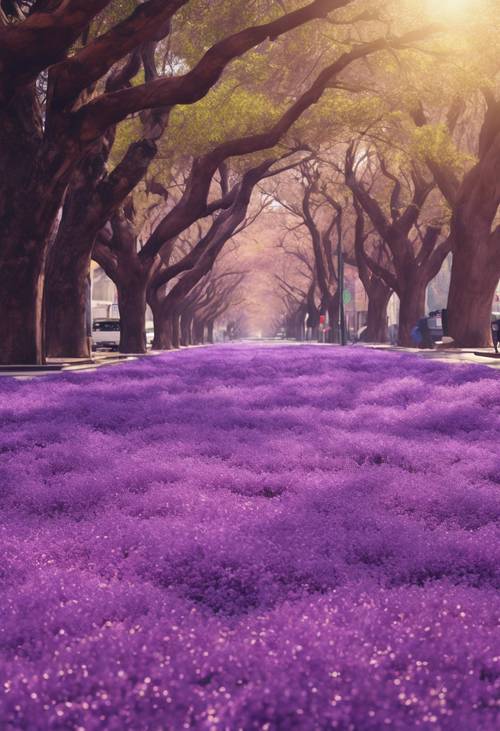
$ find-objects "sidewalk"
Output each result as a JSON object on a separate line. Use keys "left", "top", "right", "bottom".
{"left": 0, "top": 352, "right": 138, "bottom": 379}
{"left": 356, "top": 342, "right": 500, "bottom": 369}
{"left": 2, "top": 341, "right": 500, "bottom": 379}
{"left": 0, "top": 345, "right": 212, "bottom": 379}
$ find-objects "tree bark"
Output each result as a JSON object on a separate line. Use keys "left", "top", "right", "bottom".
{"left": 446, "top": 134, "right": 500, "bottom": 346}
{"left": 207, "top": 320, "right": 215, "bottom": 344}
{"left": 0, "top": 131, "right": 83, "bottom": 363}
{"left": 180, "top": 311, "right": 193, "bottom": 346}
{"left": 192, "top": 318, "right": 205, "bottom": 344}
{"left": 398, "top": 278, "right": 427, "bottom": 347}
{"left": 0, "top": 252, "right": 46, "bottom": 364}
{"left": 171, "top": 312, "right": 180, "bottom": 349}
{"left": 151, "top": 316, "right": 170, "bottom": 351}
{"left": 150, "top": 301, "right": 175, "bottom": 350}
{"left": 0, "top": 87, "right": 47, "bottom": 364}
{"left": 326, "top": 302, "right": 336, "bottom": 343}
{"left": 325, "top": 291, "right": 340, "bottom": 344}
{"left": 447, "top": 241, "right": 498, "bottom": 347}
{"left": 45, "top": 248, "right": 92, "bottom": 358}
{"left": 116, "top": 275, "right": 147, "bottom": 354}
{"left": 364, "top": 278, "right": 391, "bottom": 342}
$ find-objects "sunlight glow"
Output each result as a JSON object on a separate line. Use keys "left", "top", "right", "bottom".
{"left": 425, "top": 0, "right": 476, "bottom": 18}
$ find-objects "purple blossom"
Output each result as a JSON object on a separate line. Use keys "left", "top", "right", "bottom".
{"left": 0, "top": 345, "right": 499, "bottom": 730}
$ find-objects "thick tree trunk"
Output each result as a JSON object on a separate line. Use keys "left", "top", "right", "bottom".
{"left": 0, "top": 252, "right": 46, "bottom": 364}
{"left": 153, "top": 320, "right": 174, "bottom": 350}
{"left": 0, "top": 88, "right": 54, "bottom": 364}
{"left": 44, "top": 149, "right": 110, "bottom": 359}
{"left": 365, "top": 279, "right": 391, "bottom": 343}
{"left": 447, "top": 209, "right": 499, "bottom": 346}
{"left": 148, "top": 286, "right": 182, "bottom": 351}
{"left": 398, "top": 280, "right": 426, "bottom": 347}
{"left": 0, "top": 126, "right": 79, "bottom": 364}
{"left": 443, "top": 102, "right": 500, "bottom": 347}
{"left": 151, "top": 303, "right": 174, "bottom": 350}
{"left": 45, "top": 248, "right": 92, "bottom": 358}
{"left": 447, "top": 243, "right": 498, "bottom": 347}
{"left": 117, "top": 277, "right": 147, "bottom": 354}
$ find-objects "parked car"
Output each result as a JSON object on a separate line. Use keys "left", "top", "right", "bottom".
{"left": 92, "top": 319, "right": 120, "bottom": 351}
{"left": 426, "top": 311, "right": 444, "bottom": 344}
{"left": 492, "top": 319, "right": 500, "bottom": 353}
{"left": 146, "top": 322, "right": 155, "bottom": 348}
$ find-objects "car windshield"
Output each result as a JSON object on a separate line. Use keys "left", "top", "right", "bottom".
{"left": 93, "top": 321, "right": 120, "bottom": 332}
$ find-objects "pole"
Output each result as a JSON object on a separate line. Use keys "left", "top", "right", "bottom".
{"left": 337, "top": 245, "right": 346, "bottom": 345}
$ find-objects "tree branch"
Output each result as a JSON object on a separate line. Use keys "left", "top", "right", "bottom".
{"left": 0, "top": 0, "right": 111, "bottom": 101}
{"left": 75, "top": 15, "right": 441, "bottom": 141}
{"left": 137, "top": 23, "right": 441, "bottom": 262}
{"left": 50, "top": 0, "right": 185, "bottom": 111}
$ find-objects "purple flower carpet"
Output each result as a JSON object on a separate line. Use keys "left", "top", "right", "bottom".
{"left": 0, "top": 344, "right": 499, "bottom": 730}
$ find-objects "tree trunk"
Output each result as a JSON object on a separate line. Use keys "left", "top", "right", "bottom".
{"left": 171, "top": 313, "right": 180, "bottom": 349}
{"left": 325, "top": 292, "right": 339, "bottom": 344}
{"left": 447, "top": 225, "right": 499, "bottom": 347}
{"left": 180, "top": 311, "right": 193, "bottom": 346}
{"left": 447, "top": 244, "right": 498, "bottom": 347}
{"left": 0, "top": 89, "right": 51, "bottom": 364}
{"left": 327, "top": 302, "right": 337, "bottom": 343}
{"left": 150, "top": 303, "right": 174, "bottom": 350}
{"left": 45, "top": 248, "right": 92, "bottom": 358}
{"left": 148, "top": 285, "right": 183, "bottom": 350}
{"left": 207, "top": 320, "right": 215, "bottom": 344}
{"left": 365, "top": 279, "right": 391, "bottom": 343}
{"left": 117, "top": 277, "right": 147, "bottom": 354}
{"left": 398, "top": 280, "right": 426, "bottom": 347}
{"left": 0, "top": 86, "right": 88, "bottom": 364}
{"left": 153, "top": 320, "right": 174, "bottom": 350}
{"left": 444, "top": 101, "right": 500, "bottom": 347}
{"left": 192, "top": 318, "right": 205, "bottom": 344}
{"left": 44, "top": 149, "right": 110, "bottom": 359}
{"left": 0, "top": 251, "right": 46, "bottom": 364}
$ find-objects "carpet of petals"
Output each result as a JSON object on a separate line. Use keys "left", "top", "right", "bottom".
{"left": 0, "top": 344, "right": 499, "bottom": 730}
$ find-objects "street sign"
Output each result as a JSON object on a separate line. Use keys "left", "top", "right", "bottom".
{"left": 343, "top": 290, "right": 352, "bottom": 306}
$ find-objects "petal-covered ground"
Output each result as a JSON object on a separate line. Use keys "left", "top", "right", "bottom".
{"left": 0, "top": 344, "right": 499, "bottom": 730}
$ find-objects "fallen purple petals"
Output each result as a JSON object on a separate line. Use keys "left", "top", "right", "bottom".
{"left": 0, "top": 345, "right": 499, "bottom": 730}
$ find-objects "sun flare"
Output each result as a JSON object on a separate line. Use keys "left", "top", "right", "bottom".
{"left": 425, "top": 0, "right": 477, "bottom": 18}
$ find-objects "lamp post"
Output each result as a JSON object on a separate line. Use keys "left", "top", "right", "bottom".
{"left": 337, "top": 243, "right": 347, "bottom": 345}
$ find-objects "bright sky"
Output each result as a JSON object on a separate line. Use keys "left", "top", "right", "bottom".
{"left": 425, "top": 0, "right": 476, "bottom": 18}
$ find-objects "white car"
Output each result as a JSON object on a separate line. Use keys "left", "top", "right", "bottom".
{"left": 146, "top": 322, "right": 155, "bottom": 348}
{"left": 92, "top": 319, "right": 121, "bottom": 351}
